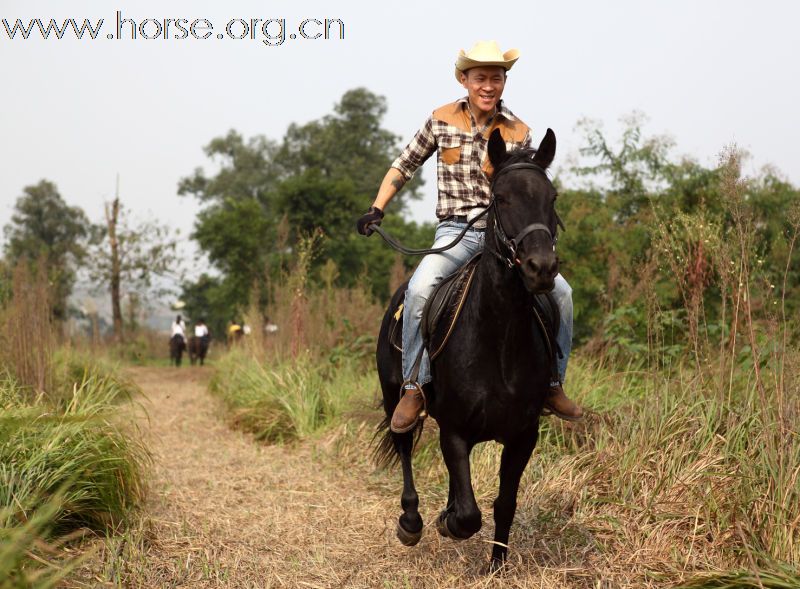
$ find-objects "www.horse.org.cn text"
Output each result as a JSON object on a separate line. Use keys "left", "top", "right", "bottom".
{"left": 1, "top": 11, "right": 346, "bottom": 46}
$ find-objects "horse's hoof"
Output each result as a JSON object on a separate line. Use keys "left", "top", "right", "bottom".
{"left": 396, "top": 522, "right": 422, "bottom": 546}
{"left": 487, "top": 557, "right": 508, "bottom": 575}
{"left": 436, "top": 511, "right": 464, "bottom": 541}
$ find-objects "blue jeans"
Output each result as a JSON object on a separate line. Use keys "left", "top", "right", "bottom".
{"left": 402, "top": 220, "right": 573, "bottom": 387}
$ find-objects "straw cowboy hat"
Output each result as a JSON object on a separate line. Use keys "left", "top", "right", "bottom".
{"left": 454, "top": 40, "right": 520, "bottom": 82}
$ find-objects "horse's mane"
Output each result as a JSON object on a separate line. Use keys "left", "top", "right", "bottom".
{"left": 502, "top": 147, "right": 539, "bottom": 167}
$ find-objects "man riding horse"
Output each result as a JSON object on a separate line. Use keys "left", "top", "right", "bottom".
{"left": 357, "top": 40, "right": 583, "bottom": 432}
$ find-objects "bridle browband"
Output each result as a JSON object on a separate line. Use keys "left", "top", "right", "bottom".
{"left": 489, "top": 161, "right": 561, "bottom": 269}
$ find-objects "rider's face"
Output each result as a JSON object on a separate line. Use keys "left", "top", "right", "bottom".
{"left": 460, "top": 66, "right": 506, "bottom": 116}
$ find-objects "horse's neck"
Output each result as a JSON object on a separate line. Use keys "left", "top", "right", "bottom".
{"left": 472, "top": 244, "right": 531, "bottom": 319}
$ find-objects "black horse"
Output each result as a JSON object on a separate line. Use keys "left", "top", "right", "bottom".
{"left": 169, "top": 334, "right": 186, "bottom": 367}
{"left": 188, "top": 335, "right": 210, "bottom": 366}
{"left": 375, "top": 128, "right": 562, "bottom": 570}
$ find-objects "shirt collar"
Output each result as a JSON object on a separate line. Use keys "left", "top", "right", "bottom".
{"left": 456, "top": 97, "right": 517, "bottom": 122}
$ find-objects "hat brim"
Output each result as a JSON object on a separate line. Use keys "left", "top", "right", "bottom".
{"left": 454, "top": 48, "right": 520, "bottom": 82}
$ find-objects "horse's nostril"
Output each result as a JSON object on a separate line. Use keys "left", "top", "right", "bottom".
{"left": 526, "top": 257, "right": 558, "bottom": 278}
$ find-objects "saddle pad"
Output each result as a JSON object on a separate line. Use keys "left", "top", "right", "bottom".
{"left": 389, "top": 302, "right": 404, "bottom": 352}
{"left": 385, "top": 252, "right": 480, "bottom": 357}
{"left": 422, "top": 253, "right": 482, "bottom": 360}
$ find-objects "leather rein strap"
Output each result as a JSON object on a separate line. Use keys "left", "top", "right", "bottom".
{"left": 368, "top": 207, "right": 489, "bottom": 256}
{"left": 369, "top": 161, "right": 560, "bottom": 262}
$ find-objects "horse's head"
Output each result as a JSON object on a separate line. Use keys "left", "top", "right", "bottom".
{"left": 487, "top": 128, "right": 560, "bottom": 293}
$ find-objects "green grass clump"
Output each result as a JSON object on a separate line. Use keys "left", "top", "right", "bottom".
{"left": 0, "top": 351, "right": 149, "bottom": 587}
{"left": 0, "top": 372, "right": 150, "bottom": 533}
{"left": 0, "top": 491, "right": 85, "bottom": 589}
{"left": 50, "top": 348, "right": 140, "bottom": 407}
{"left": 210, "top": 349, "right": 376, "bottom": 443}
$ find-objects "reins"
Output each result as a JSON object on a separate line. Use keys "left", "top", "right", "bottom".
{"left": 368, "top": 208, "right": 489, "bottom": 256}
{"left": 368, "top": 161, "right": 563, "bottom": 261}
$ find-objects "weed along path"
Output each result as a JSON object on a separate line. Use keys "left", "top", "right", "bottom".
{"left": 97, "top": 367, "right": 595, "bottom": 589}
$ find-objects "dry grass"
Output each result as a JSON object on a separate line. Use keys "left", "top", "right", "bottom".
{"left": 0, "top": 260, "right": 54, "bottom": 396}
{"left": 69, "top": 359, "right": 799, "bottom": 588}
{"left": 69, "top": 367, "right": 604, "bottom": 588}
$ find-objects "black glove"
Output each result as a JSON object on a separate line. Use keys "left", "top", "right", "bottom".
{"left": 356, "top": 206, "right": 384, "bottom": 236}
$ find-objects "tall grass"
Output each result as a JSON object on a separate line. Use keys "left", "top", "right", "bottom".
{"left": 209, "top": 233, "right": 383, "bottom": 443}
{"left": 0, "top": 492, "right": 82, "bottom": 589}
{"left": 0, "top": 368, "right": 150, "bottom": 533}
{"left": 0, "top": 261, "right": 54, "bottom": 396}
{"left": 203, "top": 149, "right": 799, "bottom": 584}
{"left": 210, "top": 349, "right": 375, "bottom": 443}
{"left": 0, "top": 262, "right": 151, "bottom": 586}
{"left": 257, "top": 234, "right": 383, "bottom": 360}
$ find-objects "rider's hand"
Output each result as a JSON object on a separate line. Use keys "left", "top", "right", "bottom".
{"left": 356, "top": 206, "right": 384, "bottom": 236}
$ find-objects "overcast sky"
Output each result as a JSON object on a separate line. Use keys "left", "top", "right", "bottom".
{"left": 2, "top": 0, "right": 798, "bottom": 283}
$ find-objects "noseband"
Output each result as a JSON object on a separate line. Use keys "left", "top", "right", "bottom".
{"left": 489, "top": 162, "right": 560, "bottom": 269}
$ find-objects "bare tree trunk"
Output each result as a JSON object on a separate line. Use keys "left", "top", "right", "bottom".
{"left": 106, "top": 178, "right": 123, "bottom": 343}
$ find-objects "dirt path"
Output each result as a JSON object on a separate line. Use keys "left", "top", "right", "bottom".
{"left": 100, "top": 367, "right": 583, "bottom": 588}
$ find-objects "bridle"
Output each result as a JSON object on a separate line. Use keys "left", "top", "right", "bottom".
{"left": 489, "top": 161, "right": 562, "bottom": 269}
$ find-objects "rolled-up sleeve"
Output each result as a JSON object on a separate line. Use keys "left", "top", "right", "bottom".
{"left": 391, "top": 117, "right": 437, "bottom": 181}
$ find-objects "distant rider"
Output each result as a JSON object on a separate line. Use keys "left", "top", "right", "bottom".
{"left": 171, "top": 314, "right": 187, "bottom": 344}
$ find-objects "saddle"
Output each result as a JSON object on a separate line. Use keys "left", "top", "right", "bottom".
{"left": 387, "top": 253, "right": 561, "bottom": 381}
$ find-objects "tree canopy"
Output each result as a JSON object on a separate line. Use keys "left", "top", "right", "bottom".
{"left": 557, "top": 116, "right": 800, "bottom": 349}
{"left": 3, "top": 180, "right": 89, "bottom": 320}
{"left": 178, "top": 88, "right": 433, "bottom": 328}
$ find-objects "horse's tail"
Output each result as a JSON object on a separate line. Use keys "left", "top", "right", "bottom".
{"left": 372, "top": 415, "right": 425, "bottom": 469}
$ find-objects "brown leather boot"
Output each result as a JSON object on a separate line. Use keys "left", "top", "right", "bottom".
{"left": 544, "top": 384, "right": 583, "bottom": 421}
{"left": 390, "top": 383, "right": 427, "bottom": 433}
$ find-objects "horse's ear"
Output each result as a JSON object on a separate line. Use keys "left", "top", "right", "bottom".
{"left": 532, "top": 128, "right": 556, "bottom": 169}
{"left": 488, "top": 128, "right": 507, "bottom": 167}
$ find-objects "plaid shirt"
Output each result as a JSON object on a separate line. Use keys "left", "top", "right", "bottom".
{"left": 392, "top": 97, "right": 531, "bottom": 219}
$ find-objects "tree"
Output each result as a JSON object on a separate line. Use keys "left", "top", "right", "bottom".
{"left": 179, "top": 88, "right": 434, "bottom": 332}
{"left": 3, "top": 180, "right": 89, "bottom": 320}
{"left": 87, "top": 193, "right": 179, "bottom": 342}
{"left": 178, "top": 131, "right": 283, "bottom": 316}
{"left": 560, "top": 115, "right": 800, "bottom": 350}
{"left": 272, "top": 88, "right": 430, "bottom": 288}
{"left": 276, "top": 87, "right": 423, "bottom": 213}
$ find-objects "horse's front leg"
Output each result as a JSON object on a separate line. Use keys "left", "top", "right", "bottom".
{"left": 490, "top": 429, "right": 539, "bottom": 571}
{"left": 437, "top": 432, "right": 481, "bottom": 540}
{"left": 395, "top": 431, "right": 423, "bottom": 546}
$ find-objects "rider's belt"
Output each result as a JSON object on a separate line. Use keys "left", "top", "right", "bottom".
{"left": 440, "top": 215, "right": 484, "bottom": 228}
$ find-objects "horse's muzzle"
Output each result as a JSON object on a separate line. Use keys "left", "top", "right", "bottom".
{"left": 519, "top": 252, "right": 558, "bottom": 293}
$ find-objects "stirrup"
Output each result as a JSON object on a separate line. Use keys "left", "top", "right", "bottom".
{"left": 400, "top": 380, "right": 428, "bottom": 419}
